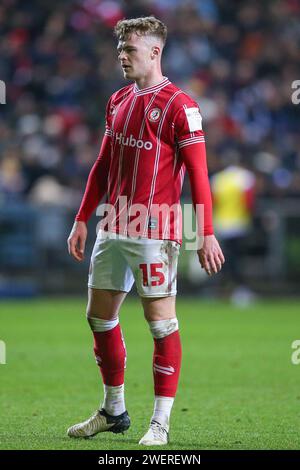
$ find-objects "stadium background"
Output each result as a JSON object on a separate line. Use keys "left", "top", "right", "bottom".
{"left": 0, "top": 0, "right": 300, "bottom": 451}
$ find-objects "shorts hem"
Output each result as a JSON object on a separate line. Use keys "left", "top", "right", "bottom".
{"left": 137, "top": 291, "right": 177, "bottom": 298}
{"left": 87, "top": 283, "right": 132, "bottom": 293}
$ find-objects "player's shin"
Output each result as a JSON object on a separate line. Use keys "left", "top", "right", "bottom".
{"left": 87, "top": 316, "right": 126, "bottom": 416}
{"left": 148, "top": 318, "right": 182, "bottom": 429}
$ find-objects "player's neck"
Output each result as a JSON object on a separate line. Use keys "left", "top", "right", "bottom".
{"left": 135, "top": 73, "right": 165, "bottom": 91}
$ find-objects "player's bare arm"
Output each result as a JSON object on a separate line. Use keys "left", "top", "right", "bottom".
{"left": 67, "top": 221, "right": 87, "bottom": 262}
{"left": 198, "top": 234, "right": 225, "bottom": 276}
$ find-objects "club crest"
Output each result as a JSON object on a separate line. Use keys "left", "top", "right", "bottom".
{"left": 148, "top": 108, "right": 161, "bottom": 122}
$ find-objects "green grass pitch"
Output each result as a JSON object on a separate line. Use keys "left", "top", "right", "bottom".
{"left": 0, "top": 297, "right": 299, "bottom": 450}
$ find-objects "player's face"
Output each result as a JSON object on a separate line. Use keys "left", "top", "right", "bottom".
{"left": 117, "top": 34, "right": 158, "bottom": 82}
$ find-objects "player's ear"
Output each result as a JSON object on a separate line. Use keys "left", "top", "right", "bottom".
{"left": 151, "top": 46, "right": 160, "bottom": 59}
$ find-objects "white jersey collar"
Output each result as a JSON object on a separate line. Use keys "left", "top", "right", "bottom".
{"left": 133, "top": 77, "right": 170, "bottom": 96}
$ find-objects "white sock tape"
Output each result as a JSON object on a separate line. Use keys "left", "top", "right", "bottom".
{"left": 148, "top": 318, "right": 179, "bottom": 339}
{"left": 87, "top": 316, "right": 119, "bottom": 332}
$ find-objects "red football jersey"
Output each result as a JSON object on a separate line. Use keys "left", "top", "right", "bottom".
{"left": 76, "top": 77, "right": 213, "bottom": 242}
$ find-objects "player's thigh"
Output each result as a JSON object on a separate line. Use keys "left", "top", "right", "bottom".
{"left": 87, "top": 288, "right": 127, "bottom": 320}
{"left": 87, "top": 233, "right": 134, "bottom": 320}
{"left": 141, "top": 295, "right": 176, "bottom": 322}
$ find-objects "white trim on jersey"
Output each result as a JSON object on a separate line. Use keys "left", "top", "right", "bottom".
{"left": 115, "top": 95, "right": 138, "bottom": 196}
{"left": 108, "top": 91, "right": 137, "bottom": 209}
{"left": 116, "top": 91, "right": 161, "bottom": 235}
{"left": 133, "top": 77, "right": 170, "bottom": 96}
{"left": 143, "top": 90, "right": 183, "bottom": 237}
{"left": 128, "top": 90, "right": 161, "bottom": 207}
{"left": 178, "top": 136, "right": 205, "bottom": 149}
{"left": 176, "top": 200, "right": 181, "bottom": 241}
{"left": 108, "top": 88, "right": 133, "bottom": 199}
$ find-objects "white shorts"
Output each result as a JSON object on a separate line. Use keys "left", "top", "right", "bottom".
{"left": 88, "top": 231, "right": 180, "bottom": 297}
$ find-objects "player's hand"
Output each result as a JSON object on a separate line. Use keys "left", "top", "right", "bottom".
{"left": 197, "top": 234, "right": 225, "bottom": 276}
{"left": 67, "top": 221, "right": 87, "bottom": 262}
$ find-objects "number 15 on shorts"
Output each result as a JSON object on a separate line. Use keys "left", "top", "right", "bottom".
{"left": 139, "top": 263, "right": 165, "bottom": 286}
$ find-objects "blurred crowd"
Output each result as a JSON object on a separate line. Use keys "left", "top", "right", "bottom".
{"left": 0, "top": 0, "right": 300, "bottom": 210}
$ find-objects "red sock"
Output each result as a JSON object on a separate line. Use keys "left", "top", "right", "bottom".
{"left": 93, "top": 324, "right": 126, "bottom": 386}
{"left": 153, "top": 330, "right": 182, "bottom": 397}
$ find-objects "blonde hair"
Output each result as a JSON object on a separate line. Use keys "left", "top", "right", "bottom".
{"left": 114, "top": 16, "right": 167, "bottom": 46}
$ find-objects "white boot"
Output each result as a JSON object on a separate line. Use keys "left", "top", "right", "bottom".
{"left": 139, "top": 420, "right": 169, "bottom": 446}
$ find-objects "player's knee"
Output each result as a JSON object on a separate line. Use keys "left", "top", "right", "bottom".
{"left": 86, "top": 303, "right": 120, "bottom": 332}
{"left": 86, "top": 302, "right": 119, "bottom": 322}
{"left": 147, "top": 318, "right": 179, "bottom": 339}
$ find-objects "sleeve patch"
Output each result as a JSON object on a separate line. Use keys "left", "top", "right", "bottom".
{"left": 184, "top": 107, "right": 202, "bottom": 132}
